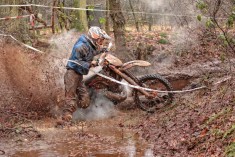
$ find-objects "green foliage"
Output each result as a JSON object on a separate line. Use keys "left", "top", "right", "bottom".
{"left": 88, "top": 15, "right": 94, "bottom": 21}
{"left": 99, "top": 17, "right": 106, "bottom": 24}
{"left": 218, "top": 34, "right": 229, "bottom": 47}
{"left": 57, "top": 10, "right": 68, "bottom": 29}
{"left": 231, "top": 38, "right": 235, "bottom": 44}
{"left": 205, "top": 107, "right": 232, "bottom": 125}
{"left": 206, "top": 19, "right": 214, "bottom": 28}
{"left": 87, "top": 5, "right": 95, "bottom": 10}
{"left": 158, "top": 38, "right": 169, "bottom": 44}
{"left": 87, "top": 6, "right": 95, "bottom": 23}
{"left": 220, "top": 53, "right": 226, "bottom": 62}
{"left": 70, "top": 13, "right": 85, "bottom": 31}
{"left": 158, "top": 32, "right": 169, "bottom": 44}
{"left": 197, "top": 15, "right": 202, "bottom": 21}
{"left": 227, "top": 17, "right": 234, "bottom": 28}
{"left": 55, "top": 26, "right": 60, "bottom": 33}
{"left": 196, "top": 0, "right": 235, "bottom": 53}
{"left": 58, "top": 2, "right": 64, "bottom": 8}
{"left": 218, "top": 34, "right": 235, "bottom": 48}
{"left": 71, "top": 16, "right": 85, "bottom": 31}
{"left": 146, "top": 34, "right": 154, "bottom": 40}
{"left": 218, "top": 34, "right": 226, "bottom": 41}
{"left": 196, "top": 0, "right": 208, "bottom": 11}
{"left": 210, "top": 129, "right": 224, "bottom": 139}
{"left": 227, "top": 12, "right": 235, "bottom": 28}
{"left": 159, "top": 32, "right": 168, "bottom": 38}
{"left": 225, "top": 142, "right": 235, "bottom": 157}
{"left": 74, "top": 0, "right": 79, "bottom": 7}
{"left": 223, "top": 124, "right": 235, "bottom": 139}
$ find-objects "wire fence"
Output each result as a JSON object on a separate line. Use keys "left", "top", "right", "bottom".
{"left": 0, "top": 2, "right": 228, "bottom": 35}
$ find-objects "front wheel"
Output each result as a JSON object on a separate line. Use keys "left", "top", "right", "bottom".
{"left": 134, "top": 74, "right": 173, "bottom": 113}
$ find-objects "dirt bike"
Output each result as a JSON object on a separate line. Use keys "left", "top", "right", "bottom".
{"left": 83, "top": 43, "right": 173, "bottom": 113}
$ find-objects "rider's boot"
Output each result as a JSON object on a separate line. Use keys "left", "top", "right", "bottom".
{"left": 55, "top": 99, "right": 77, "bottom": 127}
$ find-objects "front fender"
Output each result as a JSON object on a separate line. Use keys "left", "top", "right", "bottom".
{"left": 83, "top": 66, "right": 102, "bottom": 82}
{"left": 121, "top": 60, "right": 151, "bottom": 70}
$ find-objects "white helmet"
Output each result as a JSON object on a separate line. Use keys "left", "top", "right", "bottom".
{"left": 88, "top": 26, "right": 111, "bottom": 40}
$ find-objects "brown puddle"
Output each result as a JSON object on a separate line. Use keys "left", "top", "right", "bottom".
{"left": 2, "top": 118, "right": 154, "bottom": 157}
{"left": 170, "top": 78, "right": 191, "bottom": 90}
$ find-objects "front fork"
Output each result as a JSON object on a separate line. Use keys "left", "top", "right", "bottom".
{"left": 108, "top": 65, "right": 156, "bottom": 99}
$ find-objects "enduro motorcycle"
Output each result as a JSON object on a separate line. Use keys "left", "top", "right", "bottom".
{"left": 82, "top": 43, "right": 173, "bottom": 113}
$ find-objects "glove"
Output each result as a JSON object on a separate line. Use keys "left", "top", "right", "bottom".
{"left": 100, "top": 48, "right": 108, "bottom": 53}
{"left": 91, "top": 60, "right": 99, "bottom": 67}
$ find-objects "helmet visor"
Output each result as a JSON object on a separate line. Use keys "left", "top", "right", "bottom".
{"left": 102, "top": 33, "right": 111, "bottom": 40}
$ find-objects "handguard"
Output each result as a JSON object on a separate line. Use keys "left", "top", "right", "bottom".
{"left": 98, "top": 42, "right": 113, "bottom": 66}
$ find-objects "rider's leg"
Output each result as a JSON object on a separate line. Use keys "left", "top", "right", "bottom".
{"left": 77, "top": 82, "right": 90, "bottom": 108}
{"left": 63, "top": 69, "right": 82, "bottom": 121}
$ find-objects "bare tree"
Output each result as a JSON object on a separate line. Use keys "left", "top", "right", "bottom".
{"left": 73, "top": 0, "right": 88, "bottom": 31}
{"left": 128, "top": 0, "right": 139, "bottom": 31}
{"left": 109, "top": 0, "right": 127, "bottom": 60}
{"left": 105, "top": 0, "right": 110, "bottom": 33}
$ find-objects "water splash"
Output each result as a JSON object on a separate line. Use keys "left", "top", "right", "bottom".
{"left": 73, "top": 92, "right": 117, "bottom": 121}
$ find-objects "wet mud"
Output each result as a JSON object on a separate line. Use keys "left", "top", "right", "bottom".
{"left": 1, "top": 111, "right": 154, "bottom": 157}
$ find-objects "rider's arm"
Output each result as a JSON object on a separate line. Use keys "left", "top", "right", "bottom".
{"left": 93, "top": 48, "right": 108, "bottom": 56}
{"left": 73, "top": 44, "right": 91, "bottom": 74}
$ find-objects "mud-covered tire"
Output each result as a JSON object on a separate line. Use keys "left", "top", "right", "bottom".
{"left": 134, "top": 74, "right": 173, "bottom": 113}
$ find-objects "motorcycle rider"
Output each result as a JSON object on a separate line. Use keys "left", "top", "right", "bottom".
{"left": 61, "top": 26, "right": 111, "bottom": 123}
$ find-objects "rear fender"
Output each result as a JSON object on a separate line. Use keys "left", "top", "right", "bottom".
{"left": 121, "top": 60, "right": 151, "bottom": 70}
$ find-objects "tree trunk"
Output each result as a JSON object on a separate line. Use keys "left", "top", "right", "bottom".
{"left": 73, "top": 0, "right": 88, "bottom": 31}
{"left": 128, "top": 0, "right": 139, "bottom": 32}
{"left": 79, "top": 0, "right": 88, "bottom": 31}
{"left": 109, "top": 0, "right": 128, "bottom": 61}
{"left": 148, "top": 8, "right": 153, "bottom": 31}
{"left": 52, "top": 0, "right": 57, "bottom": 34}
{"left": 105, "top": 0, "right": 110, "bottom": 33}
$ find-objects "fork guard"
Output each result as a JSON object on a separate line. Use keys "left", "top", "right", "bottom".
{"left": 121, "top": 60, "right": 151, "bottom": 70}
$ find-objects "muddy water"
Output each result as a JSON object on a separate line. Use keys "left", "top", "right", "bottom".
{"left": 1, "top": 116, "right": 153, "bottom": 157}
{"left": 170, "top": 79, "right": 191, "bottom": 90}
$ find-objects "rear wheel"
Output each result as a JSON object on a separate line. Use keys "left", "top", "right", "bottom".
{"left": 134, "top": 74, "right": 173, "bottom": 113}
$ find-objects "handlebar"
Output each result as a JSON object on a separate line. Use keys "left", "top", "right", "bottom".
{"left": 98, "top": 42, "right": 112, "bottom": 66}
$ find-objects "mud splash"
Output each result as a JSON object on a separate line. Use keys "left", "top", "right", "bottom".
{"left": 0, "top": 40, "right": 66, "bottom": 114}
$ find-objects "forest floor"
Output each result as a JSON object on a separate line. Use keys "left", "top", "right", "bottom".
{"left": 0, "top": 28, "right": 235, "bottom": 157}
